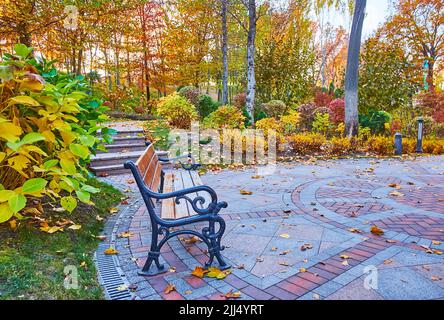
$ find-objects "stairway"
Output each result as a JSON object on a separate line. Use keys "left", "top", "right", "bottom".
{"left": 90, "top": 127, "right": 168, "bottom": 176}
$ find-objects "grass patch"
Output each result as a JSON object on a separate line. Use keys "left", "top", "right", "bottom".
{"left": 0, "top": 178, "right": 122, "bottom": 300}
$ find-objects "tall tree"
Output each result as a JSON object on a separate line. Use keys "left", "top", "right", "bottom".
{"left": 245, "top": 0, "right": 257, "bottom": 125}
{"left": 344, "top": 0, "right": 366, "bottom": 137}
{"left": 221, "top": 0, "right": 229, "bottom": 105}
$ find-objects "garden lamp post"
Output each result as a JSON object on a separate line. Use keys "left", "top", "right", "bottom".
{"left": 416, "top": 117, "right": 424, "bottom": 153}
{"left": 394, "top": 133, "right": 402, "bottom": 155}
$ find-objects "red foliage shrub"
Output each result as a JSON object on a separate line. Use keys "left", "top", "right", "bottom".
{"left": 327, "top": 98, "right": 345, "bottom": 124}
{"left": 417, "top": 91, "right": 444, "bottom": 123}
{"left": 314, "top": 90, "right": 334, "bottom": 108}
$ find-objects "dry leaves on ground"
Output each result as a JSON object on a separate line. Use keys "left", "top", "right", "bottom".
{"left": 240, "top": 189, "right": 253, "bottom": 195}
{"left": 191, "top": 266, "right": 209, "bottom": 278}
{"left": 118, "top": 231, "right": 133, "bottom": 238}
{"left": 223, "top": 289, "right": 242, "bottom": 299}
{"left": 300, "top": 243, "right": 313, "bottom": 251}
{"left": 104, "top": 247, "right": 119, "bottom": 255}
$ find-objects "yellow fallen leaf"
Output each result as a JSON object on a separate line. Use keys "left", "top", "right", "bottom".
{"left": 432, "top": 240, "right": 441, "bottom": 245}
{"left": 191, "top": 266, "right": 208, "bottom": 278}
{"left": 118, "top": 231, "right": 133, "bottom": 238}
{"left": 389, "top": 191, "right": 404, "bottom": 197}
{"left": 104, "top": 247, "right": 119, "bottom": 255}
{"left": 280, "top": 233, "right": 290, "bottom": 239}
{"left": 240, "top": 189, "right": 253, "bottom": 195}
{"left": 383, "top": 259, "right": 393, "bottom": 265}
{"left": 251, "top": 175, "right": 263, "bottom": 179}
{"left": 348, "top": 228, "right": 362, "bottom": 234}
{"left": 184, "top": 235, "right": 201, "bottom": 244}
{"left": 116, "top": 284, "right": 128, "bottom": 291}
{"left": 68, "top": 224, "right": 82, "bottom": 230}
{"left": 109, "top": 207, "right": 119, "bottom": 214}
{"left": 206, "top": 267, "right": 229, "bottom": 280}
{"left": 340, "top": 254, "right": 350, "bottom": 259}
{"left": 184, "top": 290, "right": 193, "bottom": 295}
{"left": 342, "top": 260, "right": 349, "bottom": 266}
{"left": 431, "top": 276, "right": 442, "bottom": 281}
{"left": 223, "top": 289, "right": 241, "bottom": 299}
{"left": 96, "top": 215, "right": 104, "bottom": 221}
{"left": 299, "top": 268, "right": 307, "bottom": 273}
{"left": 164, "top": 283, "right": 175, "bottom": 294}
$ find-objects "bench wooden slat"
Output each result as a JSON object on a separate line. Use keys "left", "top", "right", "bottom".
{"left": 161, "top": 172, "right": 176, "bottom": 219}
{"left": 172, "top": 172, "right": 190, "bottom": 219}
{"left": 181, "top": 170, "right": 198, "bottom": 214}
{"left": 136, "top": 144, "right": 155, "bottom": 174}
{"left": 150, "top": 162, "right": 162, "bottom": 191}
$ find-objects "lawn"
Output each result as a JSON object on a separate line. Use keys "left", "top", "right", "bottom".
{"left": 0, "top": 179, "right": 122, "bottom": 300}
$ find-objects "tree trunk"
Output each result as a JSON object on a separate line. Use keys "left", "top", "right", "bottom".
{"left": 427, "top": 59, "right": 435, "bottom": 92}
{"left": 246, "top": 0, "right": 257, "bottom": 126}
{"left": 344, "top": 0, "right": 366, "bottom": 137}
{"left": 221, "top": 0, "right": 229, "bottom": 105}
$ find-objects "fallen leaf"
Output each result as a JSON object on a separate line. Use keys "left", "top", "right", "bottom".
{"left": 340, "top": 254, "right": 350, "bottom": 259}
{"left": 431, "top": 276, "right": 442, "bottom": 281}
{"left": 278, "top": 261, "right": 290, "bottom": 266}
{"left": 125, "top": 179, "right": 135, "bottom": 184}
{"left": 184, "top": 236, "right": 201, "bottom": 244}
{"left": 240, "top": 189, "right": 253, "bottom": 195}
{"left": 389, "top": 191, "right": 404, "bottom": 197}
{"left": 128, "top": 284, "right": 138, "bottom": 291}
{"left": 313, "top": 293, "right": 320, "bottom": 300}
{"left": 383, "top": 259, "right": 393, "bottom": 265}
{"left": 68, "top": 224, "right": 81, "bottom": 230}
{"left": 206, "top": 267, "right": 230, "bottom": 279}
{"left": 184, "top": 290, "right": 193, "bottom": 295}
{"left": 279, "top": 233, "right": 290, "bottom": 239}
{"left": 432, "top": 240, "right": 441, "bottom": 245}
{"left": 104, "top": 247, "right": 119, "bottom": 255}
{"left": 96, "top": 235, "right": 107, "bottom": 241}
{"left": 370, "top": 225, "right": 384, "bottom": 236}
{"left": 348, "top": 228, "right": 362, "bottom": 234}
{"left": 96, "top": 215, "right": 104, "bottom": 221}
{"left": 256, "top": 257, "right": 264, "bottom": 262}
{"left": 271, "top": 247, "right": 278, "bottom": 251}
{"left": 168, "top": 267, "right": 176, "bottom": 273}
{"left": 80, "top": 261, "right": 87, "bottom": 269}
{"left": 300, "top": 243, "right": 313, "bottom": 251}
{"left": 279, "top": 250, "right": 291, "bottom": 256}
{"left": 116, "top": 284, "right": 128, "bottom": 291}
{"left": 223, "top": 289, "right": 241, "bottom": 299}
{"left": 191, "top": 266, "right": 208, "bottom": 278}
{"left": 386, "top": 239, "right": 397, "bottom": 243}
{"left": 108, "top": 207, "right": 119, "bottom": 214}
{"left": 299, "top": 268, "right": 307, "bottom": 273}
{"left": 118, "top": 231, "right": 134, "bottom": 238}
{"left": 164, "top": 283, "right": 175, "bottom": 294}
{"left": 342, "top": 260, "right": 349, "bottom": 266}
{"left": 251, "top": 175, "right": 263, "bottom": 179}
{"left": 236, "top": 264, "right": 245, "bottom": 270}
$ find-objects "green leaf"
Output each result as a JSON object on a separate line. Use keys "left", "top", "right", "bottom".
{"left": 0, "top": 190, "right": 15, "bottom": 202}
{"left": 79, "top": 135, "right": 95, "bottom": 147}
{"left": 75, "top": 190, "right": 91, "bottom": 204}
{"left": 7, "top": 132, "right": 46, "bottom": 151}
{"left": 14, "top": 44, "right": 32, "bottom": 58}
{"left": 8, "top": 193, "right": 27, "bottom": 213}
{"left": 43, "top": 159, "right": 59, "bottom": 169}
{"left": 22, "top": 178, "right": 47, "bottom": 194}
{"left": 61, "top": 196, "right": 77, "bottom": 213}
{"left": 69, "top": 143, "right": 90, "bottom": 159}
{"left": 60, "top": 159, "right": 76, "bottom": 175}
{"left": 81, "top": 184, "right": 100, "bottom": 194}
{"left": 0, "top": 203, "right": 13, "bottom": 223}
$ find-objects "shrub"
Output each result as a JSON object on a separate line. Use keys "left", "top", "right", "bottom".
{"left": 256, "top": 117, "right": 285, "bottom": 149}
{"left": 312, "top": 113, "right": 332, "bottom": 136}
{"left": 314, "top": 90, "right": 334, "bottom": 108}
{"left": 423, "top": 139, "right": 444, "bottom": 155}
{"left": 404, "top": 116, "right": 435, "bottom": 138}
{"left": 156, "top": 92, "right": 198, "bottom": 129}
{"left": 328, "top": 137, "right": 355, "bottom": 156}
{"left": 359, "top": 110, "right": 392, "bottom": 135}
{"left": 203, "top": 105, "right": 246, "bottom": 129}
{"left": 288, "top": 133, "right": 327, "bottom": 154}
{"left": 417, "top": 91, "right": 444, "bottom": 123}
{"left": 280, "top": 110, "right": 300, "bottom": 135}
{"left": 0, "top": 44, "right": 107, "bottom": 223}
{"left": 233, "top": 93, "right": 246, "bottom": 109}
{"left": 261, "top": 100, "right": 287, "bottom": 119}
{"left": 365, "top": 136, "right": 394, "bottom": 155}
{"left": 328, "top": 98, "right": 345, "bottom": 124}
{"left": 297, "top": 102, "right": 317, "bottom": 131}
{"left": 197, "top": 94, "right": 219, "bottom": 118}
{"left": 178, "top": 86, "right": 200, "bottom": 106}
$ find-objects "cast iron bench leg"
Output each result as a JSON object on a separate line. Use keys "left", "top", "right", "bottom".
{"left": 138, "top": 222, "right": 169, "bottom": 276}
{"left": 204, "top": 217, "right": 230, "bottom": 270}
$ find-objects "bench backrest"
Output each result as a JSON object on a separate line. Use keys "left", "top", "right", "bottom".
{"left": 135, "top": 144, "right": 162, "bottom": 192}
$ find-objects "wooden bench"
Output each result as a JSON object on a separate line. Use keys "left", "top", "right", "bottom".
{"left": 124, "top": 143, "right": 230, "bottom": 276}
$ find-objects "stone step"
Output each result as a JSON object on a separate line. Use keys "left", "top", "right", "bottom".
{"left": 113, "top": 129, "right": 145, "bottom": 139}
{"left": 90, "top": 150, "right": 168, "bottom": 168}
{"left": 90, "top": 150, "right": 169, "bottom": 176}
{"left": 109, "top": 136, "right": 146, "bottom": 145}
{"left": 97, "top": 143, "right": 147, "bottom": 154}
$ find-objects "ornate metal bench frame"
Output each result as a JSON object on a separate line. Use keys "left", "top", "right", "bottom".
{"left": 124, "top": 149, "right": 230, "bottom": 276}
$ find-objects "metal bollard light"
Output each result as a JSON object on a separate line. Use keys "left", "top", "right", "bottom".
{"left": 415, "top": 117, "right": 424, "bottom": 153}
{"left": 394, "top": 133, "right": 402, "bottom": 155}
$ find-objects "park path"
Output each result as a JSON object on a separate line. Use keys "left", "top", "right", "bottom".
{"left": 94, "top": 121, "right": 444, "bottom": 300}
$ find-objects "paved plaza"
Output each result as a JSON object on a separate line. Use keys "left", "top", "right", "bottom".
{"left": 97, "top": 155, "right": 444, "bottom": 300}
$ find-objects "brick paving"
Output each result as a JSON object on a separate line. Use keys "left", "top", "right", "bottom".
{"left": 94, "top": 128, "right": 444, "bottom": 300}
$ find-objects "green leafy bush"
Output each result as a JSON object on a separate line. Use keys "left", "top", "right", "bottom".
{"left": 197, "top": 94, "right": 219, "bottom": 118}
{"left": 312, "top": 113, "right": 332, "bottom": 136}
{"left": 359, "top": 110, "right": 392, "bottom": 135}
{"left": 203, "top": 105, "right": 246, "bottom": 129}
{"left": 0, "top": 44, "right": 108, "bottom": 223}
{"left": 156, "top": 92, "right": 198, "bottom": 129}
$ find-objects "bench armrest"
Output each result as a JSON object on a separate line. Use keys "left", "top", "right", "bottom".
{"left": 158, "top": 153, "right": 201, "bottom": 171}
{"left": 124, "top": 160, "right": 225, "bottom": 215}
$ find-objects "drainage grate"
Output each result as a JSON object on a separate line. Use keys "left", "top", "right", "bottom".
{"left": 96, "top": 243, "right": 132, "bottom": 300}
